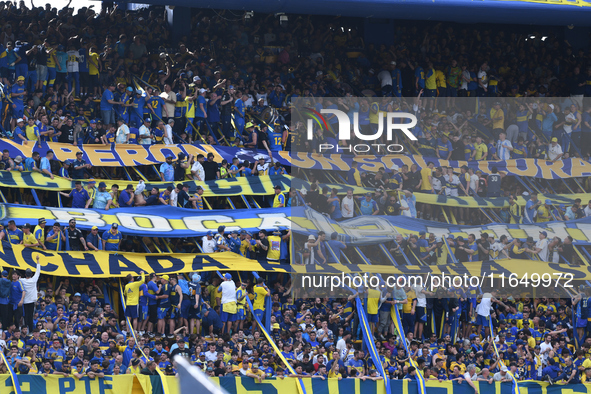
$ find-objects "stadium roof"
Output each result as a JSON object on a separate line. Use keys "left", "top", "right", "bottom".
{"left": 157, "top": 0, "right": 591, "bottom": 26}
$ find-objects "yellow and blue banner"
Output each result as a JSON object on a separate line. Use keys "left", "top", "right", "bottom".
{"left": 0, "top": 369, "right": 591, "bottom": 394}
{"left": 5, "top": 204, "right": 591, "bottom": 244}
{"left": 2, "top": 139, "right": 591, "bottom": 179}
{"left": 2, "top": 242, "right": 591, "bottom": 279}
{"left": 5, "top": 171, "right": 591, "bottom": 209}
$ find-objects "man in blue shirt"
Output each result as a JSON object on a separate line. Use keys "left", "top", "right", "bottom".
{"left": 119, "top": 184, "right": 135, "bottom": 207}
{"left": 13, "top": 118, "right": 27, "bottom": 144}
{"left": 39, "top": 150, "right": 54, "bottom": 179}
{"left": 202, "top": 304, "right": 223, "bottom": 337}
{"left": 102, "top": 223, "right": 122, "bottom": 251}
{"left": 71, "top": 151, "right": 90, "bottom": 179}
{"left": 5, "top": 220, "right": 22, "bottom": 245}
{"left": 24, "top": 151, "right": 40, "bottom": 172}
{"left": 234, "top": 92, "right": 245, "bottom": 134}
{"left": 59, "top": 181, "right": 90, "bottom": 209}
{"left": 160, "top": 156, "right": 175, "bottom": 182}
{"left": 326, "top": 232, "right": 347, "bottom": 264}
{"left": 11, "top": 76, "right": 26, "bottom": 119}
{"left": 10, "top": 270, "right": 24, "bottom": 327}
{"left": 100, "top": 83, "right": 119, "bottom": 125}
{"left": 358, "top": 193, "right": 379, "bottom": 215}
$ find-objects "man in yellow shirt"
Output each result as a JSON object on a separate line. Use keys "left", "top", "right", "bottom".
{"left": 508, "top": 195, "right": 521, "bottom": 224}
{"left": 246, "top": 362, "right": 266, "bottom": 382}
{"left": 420, "top": 162, "right": 435, "bottom": 192}
{"left": 490, "top": 102, "right": 505, "bottom": 138}
{"left": 537, "top": 199, "right": 553, "bottom": 222}
{"left": 420, "top": 162, "right": 435, "bottom": 220}
{"left": 365, "top": 287, "right": 381, "bottom": 335}
{"left": 252, "top": 278, "right": 270, "bottom": 333}
{"left": 402, "top": 287, "right": 416, "bottom": 336}
{"left": 88, "top": 46, "right": 101, "bottom": 97}
{"left": 474, "top": 136, "right": 488, "bottom": 161}
{"left": 22, "top": 224, "right": 40, "bottom": 248}
{"left": 124, "top": 271, "right": 146, "bottom": 331}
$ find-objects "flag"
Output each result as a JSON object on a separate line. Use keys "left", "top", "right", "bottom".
{"left": 174, "top": 356, "right": 229, "bottom": 394}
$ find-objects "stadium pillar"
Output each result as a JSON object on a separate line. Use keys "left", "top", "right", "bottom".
{"left": 363, "top": 18, "right": 395, "bottom": 46}
{"left": 166, "top": 6, "right": 192, "bottom": 43}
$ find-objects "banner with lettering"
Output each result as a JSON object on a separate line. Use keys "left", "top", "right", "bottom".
{"left": 0, "top": 204, "right": 291, "bottom": 237}
{"left": 0, "top": 372, "right": 589, "bottom": 394}
{"left": 2, "top": 171, "right": 590, "bottom": 209}
{"left": 2, "top": 139, "right": 590, "bottom": 179}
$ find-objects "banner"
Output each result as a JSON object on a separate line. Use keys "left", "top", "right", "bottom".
{"left": 0, "top": 243, "right": 294, "bottom": 278}
{"left": 3, "top": 139, "right": 591, "bottom": 179}
{"left": 0, "top": 374, "right": 135, "bottom": 394}
{"left": 3, "top": 171, "right": 591, "bottom": 209}
{"left": 4, "top": 203, "right": 591, "bottom": 244}
{"left": 3, "top": 242, "right": 591, "bottom": 280}
{"left": 0, "top": 171, "right": 293, "bottom": 196}
{"left": 0, "top": 374, "right": 588, "bottom": 394}
{"left": 0, "top": 204, "right": 291, "bottom": 237}
{"left": 291, "top": 206, "right": 591, "bottom": 245}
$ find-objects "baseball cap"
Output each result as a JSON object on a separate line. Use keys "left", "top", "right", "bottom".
{"left": 245, "top": 122, "right": 254, "bottom": 128}
{"left": 391, "top": 164, "right": 399, "bottom": 171}
{"left": 1, "top": 271, "right": 7, "bottom": 277}
{"left": 551, "top": 137, "right": 558, "bottom": 142}
{"left": 145, "top": 118, "right": 151, "bottom": 123}
{"left": 91, "top": 226, "right": 98, "bottom": 230}
{"left": 419, "top": 231, "right": 426, "bottom": 236}
{"left": 136, "top": 89, "right": 142, "bottom": 94}
{"left": 99, "top": 182, "right": 107, "bottom": 188}
{"left": 74, "top": 292, "right": 81, "bottom": 297}
{"left": 540, "top": 231, "right": 548, "bottom": 237}
{"left": 274, "top": 185, "right": 282, "bottom": 190}
{"left": 206, "top": 231, "right": 214, "bottom": 236}
{"left": 446, "top": 234, "right": 454, "bottom": 239}
{"left": 161, "top": 274, "right": 169, "bottom": 281}
{"left": 365, "top": 192, "right": 371, "bottom": 197}
{"left": 224, "top": 273, "right": 232, "bottom": 280}
{"left": 89, "top": 119, "right": 96, "bottom": 124}
{"left": 112, "top": 223, "right": 118, "bottom": 228}
{"left": 88, "top": 179, "right": 96, "bottom": 184}
{"left": 38, "top": 218, "right": 46, "bottom": 224}
{"left": 199, "top": 88, "right": 207, "bottom": 94}
{"left": 16, "top": 76, "right": 24, "bottom": 81}
{"left": 14, "top": 156, "right": 22, "bottom": 163}
{"left": 192, "top": 274, "right": 201, "bottom": 282}
{"left": 545, "top": 199, "right": 552, "bottom": 205}
{"left": 16, "top": 118, "right": 24, "bottom": 123}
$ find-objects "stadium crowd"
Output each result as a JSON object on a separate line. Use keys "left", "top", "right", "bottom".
{"left": 0, "top": 0, "right": 589, "bottom": 387}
